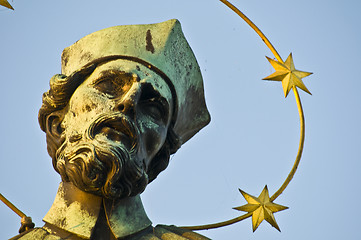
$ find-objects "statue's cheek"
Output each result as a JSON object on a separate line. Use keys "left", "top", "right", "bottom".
{"left": 138, "top": 119, "right": 168, "bottom": 159}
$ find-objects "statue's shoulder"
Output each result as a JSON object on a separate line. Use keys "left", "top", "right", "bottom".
{"left": 8, "top": 228, "right": 61, "bottom": 240}
{"left": 8, "top": 225, "right": 211, "bottom": 240}
{"left": 140, "top": 225, "right": 211, "bottom": 240}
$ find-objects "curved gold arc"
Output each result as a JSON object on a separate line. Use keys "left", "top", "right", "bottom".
{"left": 181, "top": 88, "right": 305, "bottom": 230}
{"left": 219, "top": 0, "right": 283, "bottom": 63}
{"left": 179, "top": 1, "right": 306, "bottom": 231}
{"left": 270, "top": 87, "right": 305, "bottom": 201}
{"left": 219, "top": 0, "right": 305, "bottom": 202}
{"left": 181, "top": 213, "right": 252, "bottom": 231}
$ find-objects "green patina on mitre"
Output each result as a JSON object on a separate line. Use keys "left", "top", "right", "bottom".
{"left": 61, "top": 19, "right": 210, "bottom": 147}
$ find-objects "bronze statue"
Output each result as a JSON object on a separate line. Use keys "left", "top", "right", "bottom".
{"left": 11, "top": 19, "right": 211, "bottom": 240}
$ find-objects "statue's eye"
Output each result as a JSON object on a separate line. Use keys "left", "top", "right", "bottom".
{"left": 93, "top": 78, "right": 117, "bottom": 96}
{"left": 141, "top": 98, "right": 166, "bottom": 121}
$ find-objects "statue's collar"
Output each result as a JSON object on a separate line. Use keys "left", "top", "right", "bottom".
{"left": 43, "top": 182, "right": 152, "bottom": 239}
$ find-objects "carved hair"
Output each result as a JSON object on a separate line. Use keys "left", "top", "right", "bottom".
{"left": 39, "top": 60, "right": 180, "bottom": 183}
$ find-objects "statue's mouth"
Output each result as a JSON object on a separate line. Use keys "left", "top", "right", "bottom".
{"left": 89, "top": 113, "right": 138, "bottom": 149}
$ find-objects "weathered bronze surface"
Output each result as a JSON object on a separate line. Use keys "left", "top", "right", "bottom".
{"left": 4, "top": 2, "right": 312, "bottom": 236}
{"left": 11, "top": 19, "right": 210, "bottom": 240}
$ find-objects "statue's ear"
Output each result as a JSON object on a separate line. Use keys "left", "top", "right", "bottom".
{"left": 46, "top": 112, "right": 64, "bottom": 138}
{"left": 45, "top": 111, "right": 65, "bottom": 161}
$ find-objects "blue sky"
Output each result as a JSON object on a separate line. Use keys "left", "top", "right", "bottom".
{"left": 1, "top": 0, "right": 360, "bottom": 239}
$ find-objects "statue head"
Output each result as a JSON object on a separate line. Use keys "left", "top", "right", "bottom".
{"left": 38, "top": 19, "right": 210, "bottom": 200}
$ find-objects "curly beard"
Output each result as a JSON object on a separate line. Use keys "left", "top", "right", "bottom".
{"left": 55, "top": 113, "right": 149, "bottom": 199}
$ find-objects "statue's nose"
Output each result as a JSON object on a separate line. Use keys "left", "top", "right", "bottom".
{"left": 116, "top": 82, "right": 142, "bottom": 116}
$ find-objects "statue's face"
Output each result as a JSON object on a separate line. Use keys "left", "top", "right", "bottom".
{"left": 56, "top": 59, "right": 173, "bottom": 199}
{"left": 63, "top": 60, "right": 173, "bottom": 166}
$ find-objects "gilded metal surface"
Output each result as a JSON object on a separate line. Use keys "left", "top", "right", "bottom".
{"left": 2, "top": 1, "right": 313, "bottom": 237}
{"left": 0, "top": 193, "right": 34, "bottom": 233}
{"left": 263, "top": 53, "right": 312, "bottom": 97}
{"left": 0, "top": 0, "right": 13, "bottom": 10}
{"left": 181, "top": 0, "right": 312, "bottom": 232}
{"left": 0, "top": 193, "right": 26, "bottom": 218}
{"left": 234, "top": 186, "right": 288, "bottom": 232}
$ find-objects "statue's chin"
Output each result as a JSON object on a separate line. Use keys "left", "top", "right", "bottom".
{"left": 56, "top": 139, "right": 148, "bottom": 200}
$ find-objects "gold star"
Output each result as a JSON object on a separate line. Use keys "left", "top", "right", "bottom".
{"left": 263, "top": 53, "right": 312, "bottom": 97}
{"left": 233, "top": 186, "right": 288, "bottom": 232}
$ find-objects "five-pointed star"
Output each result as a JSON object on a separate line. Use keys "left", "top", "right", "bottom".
{"left": 233, "top": 185, "right": 288, "bottom": 232}
{"left": 263, "top": 53, "right": 312, "bottom": 97}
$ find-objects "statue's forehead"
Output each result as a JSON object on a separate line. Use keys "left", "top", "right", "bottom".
{"left": 87, "top": 59, "right": 173, "bottom": 101}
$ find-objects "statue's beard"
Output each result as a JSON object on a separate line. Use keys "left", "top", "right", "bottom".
{"left": 55, "top": 113, "right": 149, "bottom": 200}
